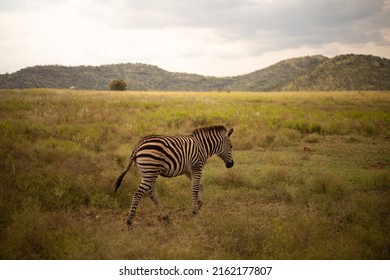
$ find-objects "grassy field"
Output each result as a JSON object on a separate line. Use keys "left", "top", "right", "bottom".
{"left": 0, "top": 89, "right": 389, "bottom": 259}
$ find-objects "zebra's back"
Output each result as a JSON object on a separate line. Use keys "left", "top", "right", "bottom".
{"left": 134, "top": 135, "right": 204, "bottom": 178}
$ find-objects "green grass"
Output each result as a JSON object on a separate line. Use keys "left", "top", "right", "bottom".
{"left": 0, "top": 89, "right": 389, "bottom": 259}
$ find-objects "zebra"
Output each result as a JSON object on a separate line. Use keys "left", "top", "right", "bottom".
{"left": 115, "top": 125, "right": 234, "bottom": 228}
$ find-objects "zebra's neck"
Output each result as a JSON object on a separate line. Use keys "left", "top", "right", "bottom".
{"left": 192, "top": 130, "right": 221, "bottom": 159}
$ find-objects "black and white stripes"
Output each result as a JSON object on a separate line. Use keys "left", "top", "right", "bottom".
{"left": 115, "top": 125, "right": 234, "bottom": 228}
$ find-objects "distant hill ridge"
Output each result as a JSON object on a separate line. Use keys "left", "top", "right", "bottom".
{"left": 0, "top": 54, "right": 389, "bottom": 91}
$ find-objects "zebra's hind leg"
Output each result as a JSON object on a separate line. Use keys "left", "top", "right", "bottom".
{"left": 149, "top": 184, "right": 170, "bottom": 224}
{"left": 126, "top": 179, "right": 153, "bottom": 229}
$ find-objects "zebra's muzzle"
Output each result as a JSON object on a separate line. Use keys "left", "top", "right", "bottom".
{"left": 226, "top": 161, "right": 234, "bottom": 168}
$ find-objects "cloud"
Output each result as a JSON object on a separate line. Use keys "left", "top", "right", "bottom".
{"left": 0, "top": 0, "right": 389, "bottom": 76}
{"left": 87, "top": 0, "right": 390, "bottom": 59}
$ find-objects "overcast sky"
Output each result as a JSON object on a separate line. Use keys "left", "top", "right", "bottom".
{"left": 1, "top": 0, "right": 389, "bottom": 76}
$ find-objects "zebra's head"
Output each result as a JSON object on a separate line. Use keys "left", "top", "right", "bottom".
{"left": 217, "top": 128, "right": 234, "bottom": 169}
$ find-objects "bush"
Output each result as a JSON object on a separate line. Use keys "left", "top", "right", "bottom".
{"left": 109, "top": 80, "right": 127, "bottom": 91}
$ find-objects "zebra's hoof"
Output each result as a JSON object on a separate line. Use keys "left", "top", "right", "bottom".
{"left": 162, "top": 215, "right": 171, "bottom": 224}
{"left": 159, "top": 215, "right": 171, "bottom": 224}
{"left": 126, "top": 218, "right": 133, "bottom": 230}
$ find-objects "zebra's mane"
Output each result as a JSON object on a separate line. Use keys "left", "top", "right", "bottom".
{"left": 191, "top": 125, "right": 227, "bottom": 136}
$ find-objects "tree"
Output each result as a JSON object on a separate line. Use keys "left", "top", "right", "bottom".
{"left": 109, "top": 79, "right": 127, "bottom": 91}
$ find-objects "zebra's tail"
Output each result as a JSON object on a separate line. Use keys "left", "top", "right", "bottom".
{"left": 114, "top": 151, "right": 136, "bottom": 194}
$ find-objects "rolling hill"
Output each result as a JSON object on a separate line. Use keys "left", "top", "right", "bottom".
{"left": 282, "top": 54, "right": 390, "bottom": 91}
{"left": 0, "top": 54, "right": 389, "bottom": 91}
{"left": 224, "top": 55, "right": 327, "bottom": 91}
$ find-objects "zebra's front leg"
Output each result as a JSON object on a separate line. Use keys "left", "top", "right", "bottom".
{"left": 191, "top": 179, "right": 203, "bottom": 215}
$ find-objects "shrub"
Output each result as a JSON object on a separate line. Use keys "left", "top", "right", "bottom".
{"left": 109, "top": 80, "right": 127, "bottom": 91}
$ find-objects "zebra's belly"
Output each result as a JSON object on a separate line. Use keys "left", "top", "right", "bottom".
{"left": 135, "top": 156, "right": 187, "bottom": 178}
{"left": 160, "top": 168, "right": 186, "bottom": 178}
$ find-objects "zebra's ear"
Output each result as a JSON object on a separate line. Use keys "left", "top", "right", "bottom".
{"left": 227, "top": 128, "right": 234, "bottom": 137}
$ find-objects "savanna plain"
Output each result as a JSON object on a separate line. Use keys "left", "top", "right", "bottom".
{"left": 0, "top": 89, "right": 389, "bottom": 259}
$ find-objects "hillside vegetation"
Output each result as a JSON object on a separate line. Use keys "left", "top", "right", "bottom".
{"left": 226, "top": 55, "right": 327, "bottom": 91}
{"left": 283, "top": 55, "right": 390, "bottom": 91}
{"left": 0, "top": 54, "right": 389, "bottom": 91}
{"left": 1, "top": 89, "right": 389, "bottom": 259}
